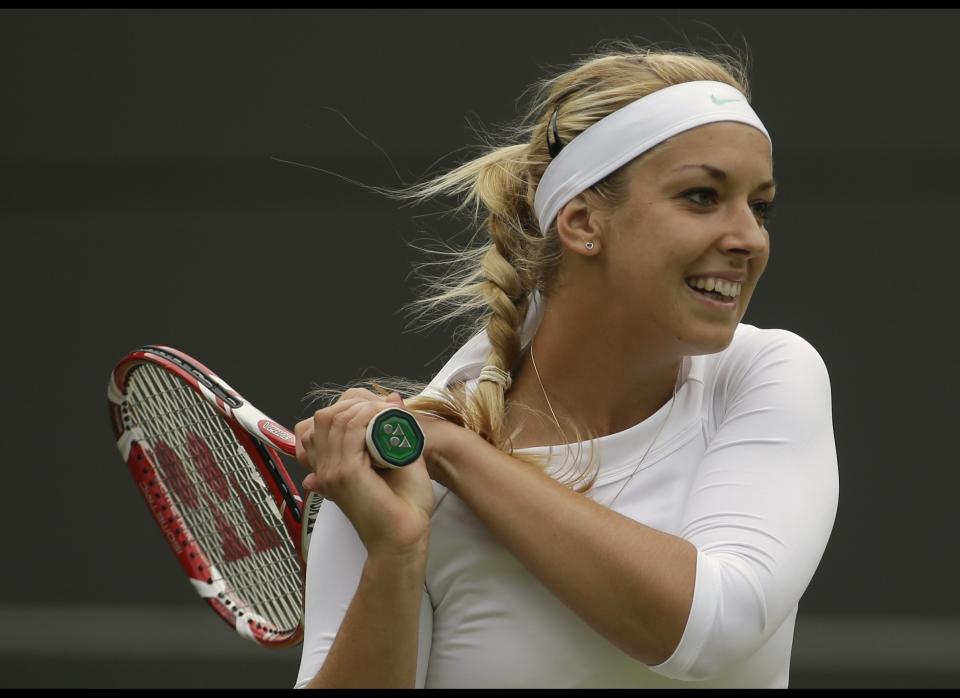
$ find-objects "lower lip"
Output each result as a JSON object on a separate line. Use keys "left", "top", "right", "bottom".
{"left": 685, "top": 283, "right": 738, "bottom": 311}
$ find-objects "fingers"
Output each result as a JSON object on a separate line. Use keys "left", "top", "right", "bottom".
{"left": 324, "top": 402, "right": 359, "bottom": 476}
{"left": 295, "top": 396, "right": 405, "bottom": 497}
{"left": 312, "top": 402, "right": 375, "bottom": 496}
{"left": 341, "top": 403, "right": 380, "bottom": 468}
{"left": 294, "top": 399, "right": 365, "bottom": 467}
{"left": 300, "top": 397, "right": 370, "bottom": 468}
{"left": 300, "top": 392, "right": 403, "bottom": 455}
{"left": 294, "top": 418, "right": 312, "bottom": 468}
{"left": 302, "top": 472, "right": 319, "bottom": 493}
{"left": 328, "top": 399, "right": 394, "bottom": 468}
{"left": 295, "top": 392, "right": 404, "bottom": 459}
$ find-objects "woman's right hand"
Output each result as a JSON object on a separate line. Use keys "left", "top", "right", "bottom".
{"left": 294, "top": 390, "right": 434, "bottom": 559}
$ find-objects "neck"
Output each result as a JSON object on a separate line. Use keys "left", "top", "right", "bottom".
{"left": 505, "top": 296, "right": 684, "bottom": 447}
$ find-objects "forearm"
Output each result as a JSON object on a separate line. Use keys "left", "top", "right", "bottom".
{"left": 434, "top": 432, "right": 697, "bottom": 665}
{"left": 306, "top": 549, "right": 427, "bottom": 688}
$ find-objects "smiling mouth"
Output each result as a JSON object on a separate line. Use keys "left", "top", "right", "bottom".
{"left": 689, "top": 286, "right": 731, "bottom": 302}
{"left": 685, "top": 285, "right": 737, "bottom": 311}
{"left": 684, "top": 278, "right": 740, "bottom": 303}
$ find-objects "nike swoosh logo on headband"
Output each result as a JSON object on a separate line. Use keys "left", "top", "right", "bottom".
{"left": 711, "top": 95, "right": 741, "bottom": 105}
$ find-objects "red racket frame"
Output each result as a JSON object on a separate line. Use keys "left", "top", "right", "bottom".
{"left": 108, "top": 345, "right": 308, "bottom": 647}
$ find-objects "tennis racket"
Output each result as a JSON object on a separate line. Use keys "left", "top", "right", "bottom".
{"left": 107, "top": 345, "right": 426, "bottom": 648}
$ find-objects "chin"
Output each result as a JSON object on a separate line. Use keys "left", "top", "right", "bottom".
{"left": 680, "top": 324, "right": 738, "bottom": 357}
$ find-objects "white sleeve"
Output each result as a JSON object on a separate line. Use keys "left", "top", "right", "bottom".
{"left": 293, "top": 498, "right": 434, "bottom": 688}
{"left": 647, "top": 330, "right": 839, "bottom": 682}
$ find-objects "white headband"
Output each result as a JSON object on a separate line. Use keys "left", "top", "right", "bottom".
{"left": 533, "top": 80, "right": 772, "bottom": 235}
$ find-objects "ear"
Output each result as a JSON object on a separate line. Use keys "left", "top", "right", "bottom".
{"left": 555, "top": 194, "right": 602, "bottom": 253}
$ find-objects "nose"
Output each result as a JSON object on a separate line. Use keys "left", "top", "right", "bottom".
{"left": 720, "top": 201, "right": 769, "bottom": 260}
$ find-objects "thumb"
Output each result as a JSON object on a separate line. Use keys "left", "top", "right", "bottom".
{"left": 302, "top": 473, "right": 320, "bottom": 492}
{"left": 387, "top": 392, "right": 404, "bottom": 405}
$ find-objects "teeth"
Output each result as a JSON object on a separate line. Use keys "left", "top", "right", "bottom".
{"left": 686, "top": 277, "right": 741, "bottom": 298}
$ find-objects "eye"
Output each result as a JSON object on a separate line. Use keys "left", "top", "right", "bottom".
{"left": 752, "top": 200, "right": 777, "bottom": 225}
{"left": 682, "top": 188, "right": 777, "bottom": 226}
{"left": 682, "top": 188, "right": 718, "bottom": 207}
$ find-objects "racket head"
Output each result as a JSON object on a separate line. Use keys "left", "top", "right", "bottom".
{"left": 108, "top": 345, "right": 309, "bottom": 648}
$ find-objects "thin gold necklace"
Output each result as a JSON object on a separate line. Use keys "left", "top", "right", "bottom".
{"left": 528, "top": 336, "right": 683, "bottom": 507}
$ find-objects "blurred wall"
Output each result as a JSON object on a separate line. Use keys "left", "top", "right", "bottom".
{"left": 2, "top": 9, "right": 958, "bottom": 688}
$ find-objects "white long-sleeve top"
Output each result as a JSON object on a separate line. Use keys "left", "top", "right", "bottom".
{"left": 295, "top": 295, "right": 839, "bottom": 688}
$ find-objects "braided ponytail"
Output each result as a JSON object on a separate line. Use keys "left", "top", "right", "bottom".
{"left": 307, "top": 41, "right": 751, "bottom": 492}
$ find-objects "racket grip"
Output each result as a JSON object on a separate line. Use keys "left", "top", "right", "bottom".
{"left": 365, "top": 407, "right": 426, "bottom": 469}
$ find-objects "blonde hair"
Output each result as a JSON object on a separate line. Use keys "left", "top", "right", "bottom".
{"left": 308, "top": 39, "right": 751, "bottom": 493}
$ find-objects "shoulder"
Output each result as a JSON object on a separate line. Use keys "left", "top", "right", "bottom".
{"left": 730, "top": 323, "right": 825, "bottom": 360}
{"left": 702, "top": 324, "right": 833, "bottom": 404}
{"left": 697, "top": 325, "right": 837, "bottom": 455}
{"left": 718, "top": 323, "right": 829, "bottom": 376}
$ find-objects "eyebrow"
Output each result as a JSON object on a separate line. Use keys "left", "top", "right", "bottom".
{"left": 670, "top": 164, "right": 776, "bottom": 192}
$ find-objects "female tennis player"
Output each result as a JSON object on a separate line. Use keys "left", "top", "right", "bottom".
{"left": 292, "top": 42, "right": 839, "bottom": 688}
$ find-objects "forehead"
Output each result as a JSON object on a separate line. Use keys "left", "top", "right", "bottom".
{"left": 633, "top": 122, "right": 773, "bottom": 177}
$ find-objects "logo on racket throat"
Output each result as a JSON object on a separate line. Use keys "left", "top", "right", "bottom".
{"left": 305, "top": 493, "right": 323, "bottom": 537}
{"left": 259, "top": 420, "right": 295, "bottom": 445}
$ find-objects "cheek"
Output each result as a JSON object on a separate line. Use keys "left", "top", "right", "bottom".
{"left": 607, "top": 210, "right": 698, "bottom": 292}
{"left": 749, "top": 247, "right": 771, "bottom": 289}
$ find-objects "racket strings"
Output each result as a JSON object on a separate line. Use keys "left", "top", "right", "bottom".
{"left": 133, "top": 364, "right": 299, "bottom": 616}
{"left": 127, "top": 364, "right": 303, "bottom": 632}
{"left": 129, "top": 406, "right": 302, "bottom": 631}
{"left": 131, "top": 370, "right": 303, "bottom": 632}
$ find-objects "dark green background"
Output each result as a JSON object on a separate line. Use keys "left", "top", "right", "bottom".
{"left": 2, "top": 9, "right": 957, "bottom": 688}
